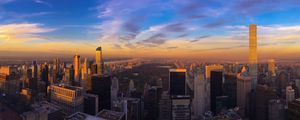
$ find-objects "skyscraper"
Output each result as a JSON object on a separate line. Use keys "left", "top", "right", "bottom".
{"left": 95, "top": 46, "right": 104, "bottom": 76}
{"left": 249, "top": 24, "right": 258, "bottom": 90}
{"left": 31, "top": 60, "right": 38, "bottom": 92}
{"left": 210, "top": 70, "right": 224, "bottom": 114}
{"left": 169, "top": 69, "right": 186, "bottom": 96}
{"left": 268, "top": 59, "right": 276, "bottom": 77}
{"left": 73, "top": 53, "right": 80, "bottom": 82}
{"left": 81, "top": 58, "right": 88, "bottom": 84}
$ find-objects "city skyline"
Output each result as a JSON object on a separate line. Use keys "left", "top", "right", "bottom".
{"left": 0, "top": 0, "right": 300, "bottom": 61}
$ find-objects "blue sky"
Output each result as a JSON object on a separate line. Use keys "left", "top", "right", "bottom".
{"left": 1, "top": 0, "right": 300, "bottom": 60}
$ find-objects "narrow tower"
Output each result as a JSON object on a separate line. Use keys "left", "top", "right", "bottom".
{"left": 95, "top": 46, "right": 104, "bottom": 76}
{"left": 249, "top": 24, "right": 258, "bottom": 90}
{"left": 73, "top": 53, "right": 80, "bottom": 82}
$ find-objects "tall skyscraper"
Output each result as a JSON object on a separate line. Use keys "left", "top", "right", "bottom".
{"left": 268, "top": 59, "right": 276, "bottom": 77}
{"left": 73, "top": 53, "right": 80, "bottom": 82}
{"left": 249, "top": 24, "right": 258, "bottom": 90}
{"left": 81, "top": 58, "right": 88, "bottom": 85}
{"left": 95, "top": 46, "right": 104, "bottom": 76}
{"left": 41, "top": 63, "right": 49, "bottom": 96}
{"left": 210, "top": 70, "right": 224, "bottom": 114}
{"left": 193, "top": 72, "right": 207, "bottom": 117}
{"left": 169, "top": 69, "right": 186, "bottom": 96}
{"left": 236, "top": 66, "right": 251, "bottom": 117}
{"left": 30, "top": 60, "right": 38, "bottom": 92}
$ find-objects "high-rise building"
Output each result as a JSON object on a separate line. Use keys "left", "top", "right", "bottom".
{"left": 88, "top": 75, "right": 111, "bottom": 111}
{"left": 169, "top": 69, "right": 186, "bottom": 96}
{"left": 81, "top": 58, "right": 88, "bottom": 83}
{"left": 288, "top": 98, "right": 300, "bottom": 120}
{"left": 73, "top": 53, "right": 80, "bottom": 82}
{"left": 30, "top": 61, "right": 38, "bottom": 92}
{"left": 69, "top": 65, "right": 75, "bottom": 86}
{"left": 210, "top": 70, "right": 223, "bottom": 114}
{"left": 295, "top": 79, "right": 300, "bottom": 98}
{"left": 83, "top": 93, "right": 99, "bottom": 115}
{"left": 21, "top": 101, "right": 65, "bottom": 120}
{"left": 171, "top": 95, "right": 191, "bottom": 120}
{"left": 249, "top": 24, "right": 258, "bottom": 90}
{"left": 159, "top": 91, "right": 171, "bottom": 120}
{"left": 223, "top": 73, "right": 237, "bottom": 108}
{"left": 111, "top": 77, "right": 119, "bottom": 105}
{"left": 236, "top": 66, "right": 251, "bottom": 117}
{"left": 268, "top": 99, "right": 286, "bottom": 120}
{"left": 95, "top": 46, "right": 104, "bottom": 76}
{"left": 205, "top": 65, "right": 224, "bottom": 79}
{"left": 268, "top": 59, "right": 276, "bottom": 77}
{"left": 41, "top": 63, "right": 49, "bottom": 96}
{"left": 193, "top": 72, "right": 207, "bottom": 117}
{"left": 48, "top": 84, "right": 84, "bottom": 115}
{"left": 286, "top": 86, "right": 295, "bottom": 104}
{"left": 255, "top": 85, "right": 277, "bottom": 120}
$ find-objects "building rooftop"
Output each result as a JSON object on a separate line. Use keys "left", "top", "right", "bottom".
{"left": 96, "top": 109, "right": 124, "bottom": 120}
{"left": 31, "top": 101, "right": 62, "bottom": 114}
{"left": 66, "top": 112, "right": 104, "bottom": 120}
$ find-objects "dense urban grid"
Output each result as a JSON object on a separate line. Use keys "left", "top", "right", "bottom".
{"left": 1, "top": 24, "right": 300, "bottom": 120}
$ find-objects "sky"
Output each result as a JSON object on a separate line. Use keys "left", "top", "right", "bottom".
{"left": 1, "top": 0, "right": 300, "bottom": 61}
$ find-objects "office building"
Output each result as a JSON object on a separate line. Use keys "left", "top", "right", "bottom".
{"left": 268, "top": 59, "right": 276, "bottom": 77}
{"left": 73, "top": 53, "right": 80, "bottom": 81}
{"left": 96, "top": 46, "right": 104, "bottom": 76}
{"left": 210, "top": 70, "right": 223, "bottom": 114}
{"left": 171, "top": 95, "right": 191, "bottom": 120}
{"left": 193, "top": 73, "right": 207, "bottom": 117}
{"left": 205, "top": 65, "right": 224, "bottom": 79}
{"left": 111, "top": 77, "right": 119, "bottom": 105}
{"left": 268, "top": 99, "right": 286, "bottom": 120}
{"left": 169, "top": 69, "right": 186, "bottom": 96}
{"left": 48, "top": 84, "right": 84, "bottom": 115}
{"left": 249, "top": 24, "right": 258, "bottom": 90}
{"left": 288, "top": 98, "right": 300, "bottom": 120}
{"left": 83, "top": 93, "right": 99, "bottom": 115}
{"left": 81, "top": 58, "right": 88, "bottom": 84}
{"left": 223, "top": 73, "right": 237, "bottom": 108}
{"left": 88, "top": 74, "right": 111, "bottom": 111}
{"left": 255, "top": 85, "right": 277, "bottom": 120}
{"left": 236, "top": 66, "right": 251, "bottom": 117}
{"left": 295, "top": 79, "right": 300, "bottom": 98}
{"left": 41, "top": 63, "right": 49, "bottom": 95}
{"left": 159, "top": 91, "right": 171, "bottom": 120}
{"left": 286, "top": 86, "right": 295, "bottom": 104}
{"left": 21, "top": 101, "right": 65, "bottom": 120}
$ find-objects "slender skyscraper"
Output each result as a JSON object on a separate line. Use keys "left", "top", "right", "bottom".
{"left": 73, "top": 53, "right": 80, "bottom": 81}
{"left": 249, "top": 24, "right": 258, "bottom": 90}
{"left": 95, "top": 46, "right": 104, "bottom": 76}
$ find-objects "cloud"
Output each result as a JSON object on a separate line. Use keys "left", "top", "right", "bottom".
{"left": 163, "top": 23, "right": 187, "bottom": 32}
{"left": 112, "top": 44, "right": 123, "bottom": 49}
{"left": 167, "top": 46, "right": 178, "bottom": 49}
{"left": 0, "top": 23, "right": 55, "bottom": 42}
{"left": 34, "top": 0, "right": 52, "bottom": 7}
{"left": 137, "top": 33, "right": 166, "bottom": 47}
{"left": 189, "top": 35, "right": 210, "bottom": 42}
{"left": 203, "top": 19, "right": 227, "bottom": 28}
{"left": 177, "top": 33, "right": 189, "bottom": 38}
{"left": 0, "top": 0, "right": 14, "bottom": 4}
